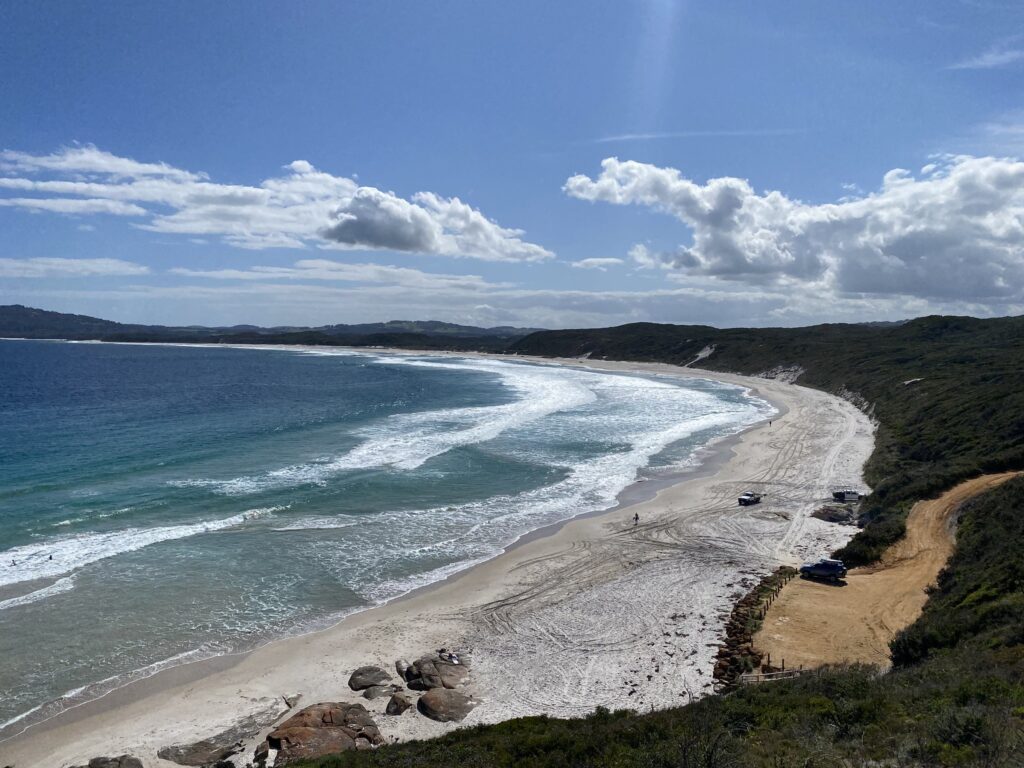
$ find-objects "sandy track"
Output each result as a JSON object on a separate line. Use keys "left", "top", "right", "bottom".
{"left": 0, "top": 359, "right": 875, "bottom": 767}
{"left": 753, "top": 471, "right": 1021, "bottom": 670}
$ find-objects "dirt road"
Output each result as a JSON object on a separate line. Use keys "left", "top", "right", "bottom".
{"left": 753, "top": 471, "right": 1021, "bottom": 670}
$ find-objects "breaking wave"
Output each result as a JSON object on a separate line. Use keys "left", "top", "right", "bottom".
{"left": 0, "top": 575, "right": 77, "bottom": 612}
{"left": 0, "top": 507, "right": 281, "bottom": 589}
{"left": 171, "top": 358, "right": 597, "bottom": 495}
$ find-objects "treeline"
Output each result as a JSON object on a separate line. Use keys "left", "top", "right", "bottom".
{"left": 97, "top": 329, "right": 516, "bottom": 352}
{"left": 0, "top": 304, "right": 534, "bottom": 353}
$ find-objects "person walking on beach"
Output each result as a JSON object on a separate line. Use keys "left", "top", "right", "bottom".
{"left": 633, "top": 512, "right": 640, "bottom": 526}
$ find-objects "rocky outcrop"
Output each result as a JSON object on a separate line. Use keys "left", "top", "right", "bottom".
{"left": 256, "top": 702, "right": 383, "bottom": 766}
{"left": 347, "top": 665, "right": 392, "bottom": 691}
{"left": 811, "top": 504, "right": 857, "bottom": 525}
{"left": 70, "top": 758, "right": 143, "bottom": 768}
{"left": 158, "top": 702, "right": 287, "bottom": 766}
{"left": 385, "top": 691, "right": 413, "bottom": 715}
{"left": 416, "top": 689, "right": 477, "bottom": 722}
{"left": 395, "top": 659, "right": 410, "bottom": 679}
{"left": 362, "top": 684, "right": 400, "bottom": 700}
{"left": 402, "top": 654, "right": 469, "bottom": 690}
{"left": 404, "top": 657, "right": 443, "bottom": 690}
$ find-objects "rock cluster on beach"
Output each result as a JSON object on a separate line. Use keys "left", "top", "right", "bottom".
{"left": 158, "top": 700, "right": 289, "bottom": 767}
{"left": 400, "top": 653, "right": 471, "bottom": 691}
{"left": 244, "top": 649, "right": 476, "bottom": 766}
{"left": 69, "top": 757, "right": 143, "bottom": 768}
{"left": 131, "top": 650, "right": 477, "bottom": 768}
{"left": 255, "top": 702, "right": 384, "bottom": 766}
{"left": 415, "top": 688, "right": 477, "bottom": 722}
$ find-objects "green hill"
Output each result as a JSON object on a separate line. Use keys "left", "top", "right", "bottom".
{"left": 0, "top": 305, "right": 538, "bottom": 351}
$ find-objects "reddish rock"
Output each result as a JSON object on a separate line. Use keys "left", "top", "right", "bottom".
{"left": 259, "top": 702, "right": 383, "bottom": 765}
{"left": 270, "top": 726, "right": 356, "bottom": 761}
{"left": 436, "top": 661, "right": 470, "bottom": 689}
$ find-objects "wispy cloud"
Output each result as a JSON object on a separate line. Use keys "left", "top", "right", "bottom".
{"left": 974, "top": 111, "right": 1024, "bottom": 152}
{"left": 0, "top": 257, "right": 150, "bottom": 278}
{"left": 170, "top": 259, "right": 509, "bottom": 291}
{"left": 570, "top": 258, "right": 624, "bottom": 271}
{"left": 949, "top": 38, "right": 1024, "bottom": 70}
{"left": 589, "top": 129, "right": 801, "bottom": 144}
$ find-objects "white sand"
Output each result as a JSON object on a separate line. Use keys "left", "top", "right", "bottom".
{"left": 0, "top": 357, "right": 875, "bottom": 767}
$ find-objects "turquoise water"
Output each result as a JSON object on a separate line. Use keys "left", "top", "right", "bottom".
{"left": 0, "top": 340, "right": 771, "bottom": 735}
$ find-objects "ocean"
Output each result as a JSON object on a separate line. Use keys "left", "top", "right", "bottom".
{"left": 0, "top": 340, "right": 771, "bottom": 735}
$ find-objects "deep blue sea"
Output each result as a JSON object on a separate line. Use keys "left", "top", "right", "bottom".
{"left": 0, "top": 340, "right": 771, "bottom": 734}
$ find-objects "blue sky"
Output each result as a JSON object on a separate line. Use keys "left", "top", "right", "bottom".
{"left": 2, "top": 0, "right": 1023, "bottom": 328}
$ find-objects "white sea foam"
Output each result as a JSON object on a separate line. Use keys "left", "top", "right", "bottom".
{"left": 270, "top": 517, "right": 360, "bottom": 532}
{"left": 0, "top": 575, "right": 77, "bottom": 612}
{"left": 0, "top": 507, "right": 281, "bottom": 589}
{"left": 176, "top": 357, "right": 598, "bottom": 495}
{"left": 334, "top": 381, "right": 772, "bottom": 606}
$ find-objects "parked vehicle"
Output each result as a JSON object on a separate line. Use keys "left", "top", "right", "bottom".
{"left": 738, "top": 491, "right": 762, "bottom": 506}
{"left": 832, "top": 488, "right": 862, "bottom": 502}
{"left": 799, "top": 558, "right": 848, "bottom": 581}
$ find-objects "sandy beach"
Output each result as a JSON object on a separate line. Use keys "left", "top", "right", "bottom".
{"left": 0, "top": 356, "right": 875, "bottom": 768}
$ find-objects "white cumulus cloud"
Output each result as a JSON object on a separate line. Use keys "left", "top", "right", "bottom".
{"left": 0, "top": 145, "right": 553, "bottom": 261}
{"left": 565, "top": 155, "right": 1024, "bottom": 302}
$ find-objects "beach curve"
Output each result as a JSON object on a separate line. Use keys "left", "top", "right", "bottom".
{"left": 0, "top": 355, "right": 875, "bottom": 767}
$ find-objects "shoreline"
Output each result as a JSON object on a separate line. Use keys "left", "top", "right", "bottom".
{"left": 0, "top": 351, "right": 872, "bottom": 768}
{"left": 0, "top": 350, "right": 774, "bottom": 742}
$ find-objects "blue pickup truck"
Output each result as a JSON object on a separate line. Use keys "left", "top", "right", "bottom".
{"left": 799, "top": 558, "right": 848, "bottom": 582}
